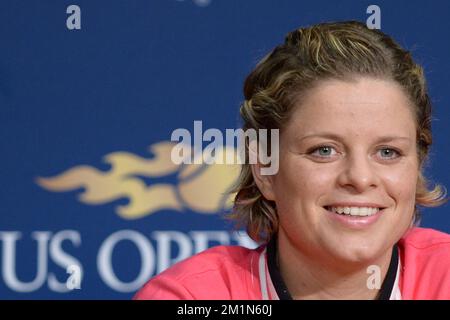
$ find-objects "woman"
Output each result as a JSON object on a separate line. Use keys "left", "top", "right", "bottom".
{"left": 134, "top": 20, "right": 449, "bottom": 300}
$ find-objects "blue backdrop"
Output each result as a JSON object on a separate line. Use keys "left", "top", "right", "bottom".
{"left": 0, "top": 0, "right": 448, "bottom": 299}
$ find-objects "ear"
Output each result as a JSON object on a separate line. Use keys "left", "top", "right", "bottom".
{"left": 249, "top": 141, "right": 276, "bottom": 201}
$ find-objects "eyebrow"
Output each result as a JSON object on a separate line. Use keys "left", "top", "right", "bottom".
{"left": 297, "top": 133, "right": 412, "bottom": 143}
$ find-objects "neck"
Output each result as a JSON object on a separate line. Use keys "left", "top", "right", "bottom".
{"left": 275, "top": 233, "right": 393, "bottom": 300}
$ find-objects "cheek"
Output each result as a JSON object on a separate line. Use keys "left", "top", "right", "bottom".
{"left": 274, "top": 159, "right": 336, "bottom": 202}
{"left": 379, "top": 164, "right": 418, "bottom": 203}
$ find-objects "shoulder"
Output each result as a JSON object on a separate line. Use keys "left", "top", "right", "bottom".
{"left": 399, "top": 227, "right": 450, "bottom": 299}
{"left": 134, "top": 245, "right": 264, "bottom": 300}
{"left": 159, "top": 245, "right": 263, "bottom": 281}
{"left": 400, "top": 227, "right": 450, "bottom": 253}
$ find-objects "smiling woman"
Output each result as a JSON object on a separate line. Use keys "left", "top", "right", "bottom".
{"left": 134, "top": 20, "right": 449, "bottom": 300}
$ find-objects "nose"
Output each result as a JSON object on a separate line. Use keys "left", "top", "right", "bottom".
{"left": 337, "top": 149, "right": 379, "bottom": 193}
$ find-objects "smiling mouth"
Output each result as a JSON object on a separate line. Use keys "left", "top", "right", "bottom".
{"left": 323, "top": 206, "right": 385, "bottom": 217}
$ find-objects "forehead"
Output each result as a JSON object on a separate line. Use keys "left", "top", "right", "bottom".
{"left": 286, "top": 77, "right": 417, "bottom": 139}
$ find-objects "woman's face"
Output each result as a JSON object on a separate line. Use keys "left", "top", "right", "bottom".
{"left": 260, "top": 77, "right": 418, "bottom": 265}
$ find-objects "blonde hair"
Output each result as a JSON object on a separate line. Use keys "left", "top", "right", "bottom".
{"left": 230, "top": 20, "right": 448, "bottom": 243}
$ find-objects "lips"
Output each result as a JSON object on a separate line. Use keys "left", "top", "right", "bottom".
{"left": 322, "top": 205, "right": 385, "bottom": 229}
{"left": 324, "top": 206, "right": 384, "bottom": 217}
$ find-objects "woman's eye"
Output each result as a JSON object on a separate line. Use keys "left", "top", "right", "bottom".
{"left": 378, "top": 148, "right": 400, "bottom": 160}
{"left": 309, "top": 146, "right": 336, "bottom": 158}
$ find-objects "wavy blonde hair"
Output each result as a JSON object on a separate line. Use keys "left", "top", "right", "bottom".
{"left": 230, "top": 20, "right": 448, "bottom": 243}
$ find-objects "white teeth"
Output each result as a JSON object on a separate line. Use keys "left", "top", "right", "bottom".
{"left": 327, "top": 206, "right": 380, "bottom": 216}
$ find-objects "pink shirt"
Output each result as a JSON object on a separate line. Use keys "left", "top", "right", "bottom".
{"left": 134, "top": 227, "right": 450, "bottom": 300}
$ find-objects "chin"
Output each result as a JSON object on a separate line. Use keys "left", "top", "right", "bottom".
{"left": 325, "top": 237, "right": 386, "bottom": 266}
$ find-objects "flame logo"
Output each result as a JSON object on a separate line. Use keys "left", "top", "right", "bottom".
{"left": 36, "top": 141, "right": 240, "bottom": 219}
